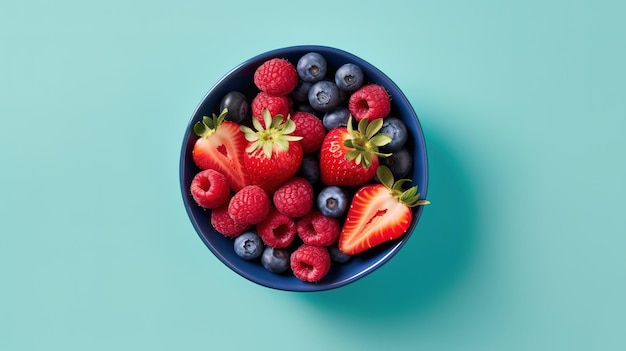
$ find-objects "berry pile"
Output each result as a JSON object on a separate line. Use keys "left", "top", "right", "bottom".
{"left": 188, "top": 52, "right": 429, "bottom": 283}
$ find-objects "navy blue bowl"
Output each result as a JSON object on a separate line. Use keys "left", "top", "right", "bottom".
{"left": 179, "top": 45, "right": 428, "bottom": 292}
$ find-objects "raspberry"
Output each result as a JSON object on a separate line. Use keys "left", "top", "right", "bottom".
{"left": 211, "top": 204, "right": 250, "bottom": 238}
{"left": 291, "top": 111, "right": 326, "bottom": 154}
{"left": 290, "top": 244, "right": 331, "bottom": 282}
{"left": 296, "top": 210, "right": 340, "bottom": 247}
{"left": 257, "top": 208, "right": 297, "bottom": 248}
{"left": 348, "top": 84, "right": 391, "bottom": 121}
{"left": 228, "top": 185, "right": 270, "bottom": 226}
{"left": 251, "top": 91, "right": 291, "bottom": 125}
{"left": 190, "top": 169, "right": 230, "bottom": 209}
{"left": 254, "top": 58, "right": 299, "bottom": 96}
{"left": 273, "top": 177, "right": 314, "bottom": 218}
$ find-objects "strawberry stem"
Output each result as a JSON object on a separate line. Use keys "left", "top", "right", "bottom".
{"left": 240, "top": 109, "right": 303, "bottom": 159}
{"left": 343, "top": 116, "right": 392, "bottom": 168}
{"left": 194, "top": 108, "right": 228, "bottom": 138}
{"left": 376, "top": 166, "right": 430, "bottom": 207}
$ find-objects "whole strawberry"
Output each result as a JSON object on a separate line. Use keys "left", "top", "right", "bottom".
{"left": 339, "top": 166, "right": 430, "bottom": 255}
{"left": 320, "top": 116, "right": 392, "bottom": 187}
{"left": 192, "top": 108, "right": 250, "bottom": 192}
{"left": 240, "top": 109, "right": 304, "bottom": 194}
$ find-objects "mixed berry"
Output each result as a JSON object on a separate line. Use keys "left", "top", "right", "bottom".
{"left": 188, "top": 51, "right": 429, "bottom": 283}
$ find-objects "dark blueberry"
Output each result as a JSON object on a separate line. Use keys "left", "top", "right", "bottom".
{"left": 297, "top": 154, "right": 320, "bottom": 184}
{"left": 317, "top": 186, "right": 348, "bottom": 217}
{"left": 291, "top": 80, "right": 312, "bottom": 102}
{"left": 337, "top": 88, "right": 349, "bottom": 104}
{"left": 328, "top": 245, "right": 352, "bottom": 263}
{"left": 335, "top": 63, "right": 364, "bottom": 92}
{"left": 380, "top": 148, "right": 412, "bottom": 179}
{"left": 261, "top": 246, "right": 291, "bottom": 274}
{"left": 219, "top": 91, "right": 249, "bottom": 123}
{"left": 323, "top": 107, "right": 350, "bottom": 130}
{"left": 308, "top": 80, "right": 340, "bottom": 112}
{"left": 379, "top": 117, "right": 408, "bottom": 152}
{"left": 233, "top": 231, "right": 264, "bottom": 260}
{"left": 293, "top": 102, "right": 318, "bottom": 115}
{"left": 296, "top": 52, "right": 327, "bottom": 82}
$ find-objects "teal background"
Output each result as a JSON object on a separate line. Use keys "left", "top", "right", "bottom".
{"left": 1, "top": 0, "right": 625, "bottom": 350}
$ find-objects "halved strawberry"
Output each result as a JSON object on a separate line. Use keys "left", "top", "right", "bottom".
{"left": 320, "top": 116, "right": 392, "bottom": 187}
{"left": 338, "top": 166, "right": 430, "bottom": 255}
{"left": 192, "top": 108, "right": 250, "bottom": 192}
{"left": 240, "top": 109, "right": 304, "bottom": 194}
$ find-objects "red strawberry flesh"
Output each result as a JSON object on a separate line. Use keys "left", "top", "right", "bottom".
{"left": 192, "top": 112, "right": 250, "bottom": 192}
{"left": 338, "top": 184, "right": 413, "bottom": 255}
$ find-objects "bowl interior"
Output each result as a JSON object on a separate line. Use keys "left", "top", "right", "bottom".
{"left": 179, "top": 45, "right": 428, "bottom": 292}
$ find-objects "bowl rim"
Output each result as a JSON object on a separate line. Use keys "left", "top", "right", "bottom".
{"left": 179, "top": 45, "right": 429, "bottom": 292}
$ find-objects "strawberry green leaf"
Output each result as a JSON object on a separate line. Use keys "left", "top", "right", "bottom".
{"left": 346, "top": 115, "right": 355, "bottom": 134}
{"left": 345, "top": 150, "right": 360, "bottom": 163}
{"left": 370, "top": 134, "right": 392, "bottom": 147}
{"left": 376, "top": 165, "right": 394, "bottom": 189}
{"left": 262, "top": 141, "right": 273, "bottom": 158}
{"left": 282, "top": 118, "right": 296, "bottom": 135}
{"left": 219, "top": 108, "right": 227, "bottom": 119}
{"left": 343, "top": 139, "right": 356, "bottom": 149}
{"left": 365, "top": 118, "right": 384, "bottom": 139}
{"left": 374, "top": 151, "right": 393, "bottom": 158}
{"left": 357, "top": 118, "right": 369, "bottom": 136}
{"left": 376, "top": 165, "right": 430, "bottom": 207}
{"left": 244, "top": 133, "right": 259, "bottom": 142}
{"left": 246, "top": 140, "right": 262, "bottom": 153}
{"left": 353, "top": 143, "right": 368, "bottom": 152}
{"left": 252, "top": 115, "right": 264, "bottom": 131}
{"left": 399, "top": 185, "right": 417, "bottom": 200}
{"left": 401, "top": 192, "right": 420, "bottom": 205}
{"left": 270, "top": 115, "right": 284, "bottom": 128}
{"left": 356, "top": 153, "right": 364, "bottom": 165}
{"left": 275, "top": 139, "right": 290, "bottom": 152}
{"left": 284, "top": 135, "right": 303, "bottom": 142}
{"left": 202, "top": 115, "right": 213, "bottom": 128}
{"left": 361, "top": 152, "right": 372, "bottom": 168}
{"left": 392, "top": 179, "right": 411, "bottom": 193}
{"left": 194, "top": 109, "right": 230, "bottom": 137}
{"left": 262, "top": 109, "right": 273, "bottom": 129}
{"left": 193, "top": 121, "right": 207, "bottom": 136}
